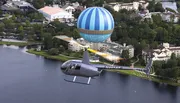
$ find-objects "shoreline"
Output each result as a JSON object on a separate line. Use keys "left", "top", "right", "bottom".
{"left": 108, "top": 70, "right": 180, "bottom": 86}
{"left": 27, "top": 49, "right": 180, "bottom": 86}
{"left": 1, "top": 43, "right": 179, "bottom": 86}
{"left": 26, "top": 50, "right": 180, "bottom": 86}
{"left": 27, "top": 49, "right": 77, "bottom": 62}
{"left": 0, "top": 41, "right": 28, "bottom": 46}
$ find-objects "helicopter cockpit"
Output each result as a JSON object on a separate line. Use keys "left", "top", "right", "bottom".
{"left": 61, "top": 61, "right": 81, "bottom": 73}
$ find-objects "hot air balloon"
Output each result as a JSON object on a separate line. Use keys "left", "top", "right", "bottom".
{"left": 77, "top": 7, "right": 114, "bottom": 43}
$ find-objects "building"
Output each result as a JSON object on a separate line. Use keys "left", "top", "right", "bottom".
{"left": 72, "top": 2, "right": 80, "bottom": 8}
{"left": 138, "top": 9, "right": 152, "bottom": 20}
{"left": 161, "top": 1, "right": 178, "bottom": 13}
{"left": 104, "top": 0, "right": 149, "bottom": 11}
{"left": 62, "top": 5, "right": 75, "bottom": 14}
{"left": 142, "top": 43, "right": 180, "bottom": 61}
{"left": 107, "top": 43, "right": 134, "bottom": 58}
{"left": 38, "top": 6, "right": 74, "bottom": 21}
{"left": 1, "top": 0, "right": 35, "bottom": 13}
{"left": 1, "top": 1, "right": 19, "bottom": 13}
{"left": 150, "top": 11, "right": 180, "bottom": 23}
{"left": 68, "top": 40, "right": 89, "bottom": 52}
{"left": 76, "top": 37, "right": 134, "bottom": 58}
{"left": 54, "top": 36, "right": 89, "bottom": 52}
{"left": 161, "top": 12, "right": 179, "bottom": 23}
{"left": 76, "top": 38, "right": 109, "bottom": 51}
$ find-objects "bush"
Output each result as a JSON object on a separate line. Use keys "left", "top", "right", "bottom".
{"left": 48, "top": 48, "right": 59, "bottom": 55}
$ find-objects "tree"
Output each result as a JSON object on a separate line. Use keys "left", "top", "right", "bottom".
{"left": 18, "top": 32, "right": 24, "bottom": 40}
{"left": 177, "top": 57, "right": 180, "bottom": 66}
{"left": 72, "top": 28, "right": 80, "bottom": 39}
{"left": 25, "top": 20, "right": 30, "bottom": 27}
{"left": 58, "top": 45, "right": 65, "bottom": 53}
{"left": 111, "top": 31, "right": 117, "bottom": 41}
{"left": 17, "top": 26, "right": 24, "bottom": 33}
{"left": 120, "top": 50, "right": 130, "bottom": 66}
{"left": 152, "top": 14, "right": 162, "bottom": 25}
{"left": 43, "top": 33, "right": 53, "bottom": 50}
{"left": 95, "top": 0, "right": 104, "bottom": 6}
{"left": 0, "top": 23, "right": 4, "bottom": 32}
{"left": 121, "top": 50, "right": 129, "bottom": 59}
{"left": 173, "top": 25, "right": 180, "bottom": 45}
{"left": 148, "top": 30, "right": 157, "bottom": 43}
{"left": 155, "top": 27, "right": 168, "bottom": 43}
{"left": 140, "top": 40, "right": 148, "bottom": 50}
{"left": 0, "top": 9, "right": 3, "bottom": 16}
{"left": 3, "top": 18, "right": 14, "bottom": 29}
{"left": 28, "top": 12, "right": 44, "bottom": 21}
{"left": 48, "top": 48, "right": 59, "bottom": 55}
{"left": 147, "top": 0, "right": 155, "bottom": 12}
{"left": 74, "top": 9, "right": 81, "bottom": 19}
{"left": 171, "top": 53, "right": 176, "bottom": 60}
{"left": 155, "top": 2, "right": 165, "bottom": 12}
{"left": 150, "top": 41, "right": 158, "bottom": 49}
{"left": 33, "top": 24, "right": 43, "bottom": 39}
{"left": 44, "top": 0, "right": 53, "bottom": 6}
{"left": 165, "top": 59, "right": 177, "bottom": 68}
{"left": 32, "top": 0, "right": 45, "bottom": 9}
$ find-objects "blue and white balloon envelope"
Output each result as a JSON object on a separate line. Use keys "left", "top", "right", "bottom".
{"left": 77, "top": 7, "right": 114, "bottom": 43}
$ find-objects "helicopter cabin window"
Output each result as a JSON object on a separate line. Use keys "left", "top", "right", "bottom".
{"left": 75, "top": 64, "right": 81, "bottom": 70}
{"left": 69, "top": 64, "right": 81, "bottom": 70}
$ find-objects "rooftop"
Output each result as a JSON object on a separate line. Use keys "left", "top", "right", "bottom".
{"left": 13, "top": 1, "right": 31, "bottom": 7}
{"left": 38, "top": 6, "right": 66, "bottom": 15}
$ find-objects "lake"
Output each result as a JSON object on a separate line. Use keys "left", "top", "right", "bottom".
{"left": 0, "top": 45, "right": 179, "bottom": 103}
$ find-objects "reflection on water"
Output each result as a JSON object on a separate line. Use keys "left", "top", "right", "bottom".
{"left": 2, "top": 44, "right": 19, "bottom": 49}
{"left": 153, "top": 82, "right": 178, "bottom": 97}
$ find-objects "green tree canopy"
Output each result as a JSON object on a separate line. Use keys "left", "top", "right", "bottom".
{"left": 48, "top": 48, "right": 59, "bottom": 55}
{"left": 121, "top": 50, "right": 129, "bottom": 59}
{"left": 43, "top": 33, "right": 53, "bottom": 50}
{"left": 155, "top": 2, "right": 165, "bottom": 12}
{"left": 17, "top": 26, "right": 24, "bottom": 33}
{"left": 33, "top": 0, "right": 45, "bottom": 9}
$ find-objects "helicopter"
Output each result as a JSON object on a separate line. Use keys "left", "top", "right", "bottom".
{"left": 60, "top": 50, "right": 153, "bottom": 84}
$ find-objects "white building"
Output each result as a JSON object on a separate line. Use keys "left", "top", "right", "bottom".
{"left": 68, "top": 40, "right": 89, "bottom": 52}
{"left": 161, "top": 12, "right": 179, "bottom": 23}
{"left": 138, "top": 9, "right": 152, "bottom": 20}
{"left": 62, "top": 5, "right": 75, "bottom": 14}
{"left": 142, "top": 43, "right": 180, "bottom": 61}
{"left": 54, "top": 36, "right": 88, "bottom": 52}
{"left": 105, "top": 43, "right": 134, "bottom": 58}
{"left": 150, "top": 12, "right": 180, "bottom": 23}
{"left": 161, "top": 2, "right": 178, "bottom": 13}
{"left": 38, "top": 6, "right": 74, "bottom": 21}
{"left": 76, "top": 38, "right": 109, "bottom": 51}
{"left": 105, "top": 0, "right": 149, "bottom": 11}
{"left": 72, "top": 2, "right": 80, "bottom": 8}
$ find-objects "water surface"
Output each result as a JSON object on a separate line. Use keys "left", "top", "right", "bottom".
{"left": 0, "top": 46, "right": 179, "bottom": 103}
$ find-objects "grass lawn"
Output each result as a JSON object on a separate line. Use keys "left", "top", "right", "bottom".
{"left": 27, "top": 49, "right": 103, "bottom": 64}
{"left": 108, "top": 70, "right": 180, "bottom": 86}
{"left": 27, "top": 49, "right": 78, "bottom": 62}
{"left": 0, "top": 41, "right": 28, "bottom": 46}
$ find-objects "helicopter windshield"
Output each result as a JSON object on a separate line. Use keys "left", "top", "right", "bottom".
{"left": 61, "top": 61, "right": 71, "bottom": 70}
{"left": 61, "top": 60, "right": 81, "bottom": 71}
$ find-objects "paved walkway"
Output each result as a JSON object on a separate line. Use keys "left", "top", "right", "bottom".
{"left": 2, "top": 39, "right": 27, "bottom": 43}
